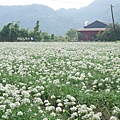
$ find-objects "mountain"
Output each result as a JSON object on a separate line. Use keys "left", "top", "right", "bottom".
{"left": 0, "top": 0, "right": 120, "bottom": 35}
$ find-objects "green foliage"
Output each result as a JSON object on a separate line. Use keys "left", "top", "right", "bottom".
{"left": 65, "top": 29, "right": 77, "bottom": 42}
{"left": 41, "top": 32, "right": 50, "bottom": 42}
{"left": 18, "top": 28, "right": 29, "bottom": 41}
{"left": 77, "top": 32, "right": 83, "bottom": 41}
{"left": 96, "top": 32, "right": 105, "bottom": 41}
{"left": 33, "top": 20, "right": 41, "bottom": 41}
{"left": 10, "top": 22, "right": 20, "bottom": 42}
{"left": 96, "top": 23, "right": 120, "bottom": 41}
{"left": 0, "top": 22, "right": 20, "bottom": 42}
{"left": 0, "top": 21, "right": 71, "bottom": 42}
{"left": 51, "top": 34, "right": 54, "bottom": 40}
{"left": 0, "top": 21, "right": 42, "bottom": 42}
{"left": 1, "top": 21, "right": 119, "bottom": 42}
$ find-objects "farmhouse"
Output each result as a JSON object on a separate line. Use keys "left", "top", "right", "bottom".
{"left": 78, "top": 20, "right": 108, "bottom": 41}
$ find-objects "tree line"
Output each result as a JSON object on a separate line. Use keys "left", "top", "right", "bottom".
{"left": 0, "top": 21, "right": 120, "bottom": 42}
{"left": 0, "top": 21, "right": 79, "bottom": 42}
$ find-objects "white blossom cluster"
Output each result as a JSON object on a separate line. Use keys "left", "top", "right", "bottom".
{"left": 0, "top": 42, "right": 120, "bottom": 119}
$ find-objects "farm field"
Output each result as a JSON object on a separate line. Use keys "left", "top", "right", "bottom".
{"left": 0, "top": 42, "right": 120, "bottom": 120}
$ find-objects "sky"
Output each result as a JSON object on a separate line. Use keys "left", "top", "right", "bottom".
{"left": 0, "top": 0, "right": 94, "bottom": 10}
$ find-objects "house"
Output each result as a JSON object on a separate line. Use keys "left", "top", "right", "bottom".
{"left": 78, "top": 20, "right": 108, "bottom": 41}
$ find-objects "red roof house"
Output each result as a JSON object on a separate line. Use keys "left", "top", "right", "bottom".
{"left": 78, "top": 20, "right": 108, "bottom": 41}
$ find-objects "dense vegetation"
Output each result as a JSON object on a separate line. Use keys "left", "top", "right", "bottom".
{"left": 96, "top": 23, "right": 120, "bottom": 41}
{"left": 0, "top": 21, "right": 120, "bottom": 42}
{"left": 0, "top": 21, "right": 79, "bottom": 42}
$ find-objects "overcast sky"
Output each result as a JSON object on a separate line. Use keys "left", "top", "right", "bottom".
{"left": 0, "top": 0, "right": 94, "bottom": 10}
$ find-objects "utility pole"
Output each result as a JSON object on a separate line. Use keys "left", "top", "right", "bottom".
{"left": 110, "top": 4, "right": 116, "bottom": 39}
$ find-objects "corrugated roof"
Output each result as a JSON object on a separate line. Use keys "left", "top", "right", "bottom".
{"left": 78, "top": 28, "right": 106, "bottom": 32}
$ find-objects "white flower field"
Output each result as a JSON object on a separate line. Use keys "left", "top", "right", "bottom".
{"left": 0, "top": 42, "right": 120, "bottom": 120}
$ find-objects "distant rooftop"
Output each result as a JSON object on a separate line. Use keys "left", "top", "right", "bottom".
{"left": 78, "top": 28, "right": 106, "bottom": 32}
{"left": 84, "top": 20, "right": 108, "bottom": 28}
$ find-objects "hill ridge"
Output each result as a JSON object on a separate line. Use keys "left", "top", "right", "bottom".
{"left": 0, "top": 0, "right": 120, "bottom": 35}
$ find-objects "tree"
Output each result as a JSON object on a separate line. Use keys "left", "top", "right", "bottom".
{"left": 18, "top": 28, "right": 29, "bottom": 41}
{"left": 0, "top": 23, "right": 12, "bottom": 41}
{"left": 96, "top": 23, "right": 120, "bottom": 41}
{"left": 65, "top": 29, "right": 77, "bottom": 42}
{"left": 9, "top": 22, "right": 20, "bottom": 42}
{"left": 33, "top": 20, "right": 41, "bottom": 41}
{"left": 113, "top": 23, "right": 120, "bottom": 40}
{"left": 41, "top": 32, "right": 50, "bottom": 42}
{"left": 0, "top": 22, "right": 20, "bottom": 42}
{"left": 51, "top": 34, "right": 54, "bottom": 40}
{"left": 77, "top": 32, "right": 83, "bottom": 41}
{"left": 34, "top": 21, "right": 40, "bottom": 33}
{"left": 96, "top": 32, "right": 105, "bottom": 42}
